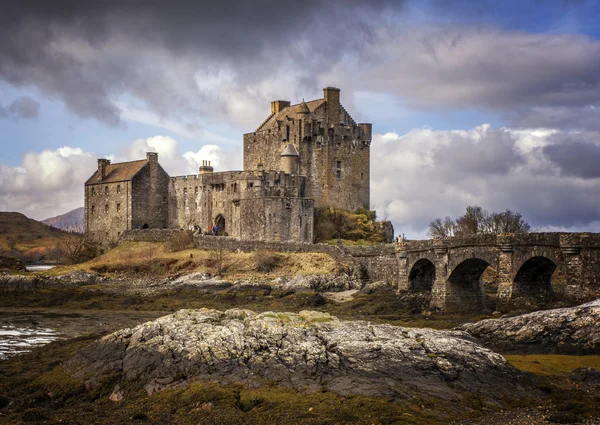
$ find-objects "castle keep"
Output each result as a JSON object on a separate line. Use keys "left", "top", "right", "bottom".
{"left": 85, "top": 87, "right": 371, "bottom": 246}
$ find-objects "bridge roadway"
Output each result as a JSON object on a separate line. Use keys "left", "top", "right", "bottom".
{"left": 395, "top": 233, "right": 600, "bottom": 312}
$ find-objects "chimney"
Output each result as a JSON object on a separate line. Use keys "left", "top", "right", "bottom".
{"left": 271, "top": 100, "right": 291, "bottom": 114}
{"left": 199, "top": 160, "right": 214, "bottom": 174}
{"left": 323, "top": 87, "right": 340, "bottom": 126}
{"left": 146, "top": 152, "right": 158, "bottom": 163}
{"left": 97, "top": 159, "right": 110, "bottom": 182}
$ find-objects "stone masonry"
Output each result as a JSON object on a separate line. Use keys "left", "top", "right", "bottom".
{"left": 85, "top": 87, "right": 370, "bottom": 247}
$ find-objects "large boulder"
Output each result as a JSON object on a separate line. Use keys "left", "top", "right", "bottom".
{"left": 68, "top": 309, "right": 527, "bottom": 401}
{"left": 462, "top": 299, "right": 600, "bottom": 354}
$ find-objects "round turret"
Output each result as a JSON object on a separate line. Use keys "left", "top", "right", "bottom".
{"left": 280, "top": 143, "right": 299, "bottom": 174}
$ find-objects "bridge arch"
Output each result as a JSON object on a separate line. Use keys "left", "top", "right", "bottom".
{"left": 408, "top": 259, "right": 436, "bottom": 291}
{"left": 512, "top": 256, "right": 556, "bottom": 301}
{"left": 446, "top": 258, "right": 489, "bottom": 312}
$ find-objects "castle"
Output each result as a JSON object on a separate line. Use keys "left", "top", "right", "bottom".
{"left": 84, "top": 87, "right": 372, "bottom": 246}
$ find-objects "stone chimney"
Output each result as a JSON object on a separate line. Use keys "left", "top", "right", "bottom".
{"left": 146, "top": 152, "right": 158, "bottom": 163}
{"left": 323, "top": 87, "right": 340, "bottom": 126}
{"left": 271, "top": 100, "right": 291, "bottom": 114}
{"left": 97, "top": 159, "right": 110, "bottom": 182}
{"left": 199, "top": 160, "right": 214, "bottom": 174}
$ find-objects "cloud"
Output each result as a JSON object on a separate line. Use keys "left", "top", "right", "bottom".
{"left": 0, "top": 1, "right": 399, "bottom": 127}
{"left": 0, "top": 136, "right": 240, "bottom": 220}
{"left": 8, "top": 96, "right": 40, "bottom": 119}
{"left": 370, "top": 124, "right": 600, "bottom": 239}
{"left": 543, "top": 139, "right": 600, "bottom": 179}
{"left": 0, "top": 96, "right": 40, "bottom": 120}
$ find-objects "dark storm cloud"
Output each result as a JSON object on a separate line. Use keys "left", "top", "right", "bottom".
{"left": 508, "top": 105, "right": 600, "bottom": 131}
{"left": 543, "top": 140, "right": 600, "bottom": 178}
{"left": 0, "top": 0, "right": 398, "bottom": 125}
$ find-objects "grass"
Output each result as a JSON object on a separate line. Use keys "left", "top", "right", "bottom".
{"left": 505, "top": 354, "right": 600, "bottom": 376}
{"left": 44, "top": 242, "right": 338, "bottom": 280}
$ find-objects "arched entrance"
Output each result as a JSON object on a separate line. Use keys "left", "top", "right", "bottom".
{"left": 408, "top": 259, "right": 436, "bottom": 291}
{"left": 512, "top": 256, "right": 556, "bottom": 301}
{"left": 446, "top": 258, "right": 489, "bottom": 312}
{"left": 214, "top": 215, "right": 225, "bottom": 235}
{"left": 142, "top": 223, "right": 149, "bottom": 229}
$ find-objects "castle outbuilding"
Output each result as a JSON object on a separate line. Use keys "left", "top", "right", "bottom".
{"left": 85, "top": 87, "right": 371, "bottom": 246}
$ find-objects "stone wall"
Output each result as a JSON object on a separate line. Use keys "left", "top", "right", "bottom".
{"left": 119, "top": 229, "right": 398, "bottom": 283}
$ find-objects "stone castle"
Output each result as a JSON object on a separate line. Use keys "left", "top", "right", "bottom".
{"left": 85, "top": 87, "right": 372, "bottom": 246}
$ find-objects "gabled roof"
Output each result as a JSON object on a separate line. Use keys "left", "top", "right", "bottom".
{"left": 85, "top": 159, "right": 148, "bottom": 185}
{"left": 257, "top": 98, "right": 326, "bottom": 132}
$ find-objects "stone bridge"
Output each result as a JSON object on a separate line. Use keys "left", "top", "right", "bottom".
{"left": 396, "top": 233, "right": 600, "bottom": 312}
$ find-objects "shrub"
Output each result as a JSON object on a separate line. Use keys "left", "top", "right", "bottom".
{"left": 255, "top": 252, "right": 282, "bottom": 273}
{"left": 166, "top": 231, "right": 194, "bottom": 252}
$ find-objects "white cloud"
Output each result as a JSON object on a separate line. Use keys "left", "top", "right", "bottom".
{"left": 370, "top": 125, "right": 600, "bottom": 239}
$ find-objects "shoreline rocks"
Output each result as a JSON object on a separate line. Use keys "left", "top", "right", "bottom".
{"left": 462, "top": 299, "right": 600, "bottom": 354}
{"left": 67, "top": 308, "right": 529, "bottom": 401}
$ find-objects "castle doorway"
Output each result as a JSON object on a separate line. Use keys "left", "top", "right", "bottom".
{"left": 142, "top": 223, "right": 149, "bottom": 229}
{"left": 215, "top": 215, "right": 225, "bottom": 235}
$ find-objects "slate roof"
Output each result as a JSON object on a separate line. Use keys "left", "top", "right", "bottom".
{"left": 257, "top": 98, "right": 326, "bottom": 132}
{"left": 85, "top": 159, "right": 147, "bottom": 185}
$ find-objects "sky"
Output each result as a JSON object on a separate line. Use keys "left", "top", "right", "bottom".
{"left": 2, "top": 0, "right": 600, "bottom": 239}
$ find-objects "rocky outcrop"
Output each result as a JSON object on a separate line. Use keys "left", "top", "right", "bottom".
{"left": 462, "top": 299, "right": 600, "bottom": 354}
{"left": 0, "top": 274, "right": 56, "bottom": 291}
{"left": 274, "top": 273, "right": 361, "bottom": 292}
{"left": 56, "top": 270, "right": 104, "bottom": 285}
{"left": 68, "top": 309, "right": 527, "bottom": 401}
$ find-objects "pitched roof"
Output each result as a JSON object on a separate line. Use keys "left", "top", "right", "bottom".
{"left": 85, "top": 159, "right": 148, "bottom": 185}
{"left": 257, "top": 98, "right": 326, "bottom": 131}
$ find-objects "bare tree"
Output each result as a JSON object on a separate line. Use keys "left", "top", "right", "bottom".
{"left": 429, "top": 205, "right": 531, "bottom": 237}
{"left": 427, "top": 217, "right": 455, "bottom": 238}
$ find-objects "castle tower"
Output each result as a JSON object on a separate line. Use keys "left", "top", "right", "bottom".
{"left": 280, "top": 144, "right": 299, "bottom": 174}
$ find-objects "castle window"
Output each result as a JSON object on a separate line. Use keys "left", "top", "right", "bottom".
{"left": 286, "top": 125, "right": 290, "bottom": 141}
{"left": 163, "top": 196, "right": 167, "bottom": 203}
{"left": 104, "top": 204, "right": 109, "bottom": 213}
{"left": 91, "top": 205, "right": 95, "bottom": 215}
{"left": 183, "top": 187, "right": 187, "bottom": 195}
{"left": 91, "top": 188, "right": 95, "bottom": 196}
{"left": 195, "top": 202, "right": 198, "bottom": 209}
{"left": 104, "top": 186, "right": 109, "bottom": 195}
{"left": 234, "top": 183, "right": 238, "bottom": 193}
{"left": 116, "top": 203, "right": 121, "bottom": 212}
{"left": 195, "top": 186, "right": 198, "bottom": 194}
{"left": 336, "top": 161, "right": 342, "bottom": 179}
{"left": 361, "top": 172, "right": 364, "bottom": 181}
{"left": 117, "top": 185, "right": 121, "bottom": 194}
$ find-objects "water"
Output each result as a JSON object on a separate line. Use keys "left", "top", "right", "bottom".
{"left": 25, "top": 265, "right": 56, "bottom": 271}
{"left": 0, "top": 325, "right": 60, "bottom": 360}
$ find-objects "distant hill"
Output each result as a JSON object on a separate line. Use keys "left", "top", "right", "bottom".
{"left": 43, "top": 207, "right": 84, "bottom": 233}
{"left": 0, "top": 211, "right": 80, "bottom": 263}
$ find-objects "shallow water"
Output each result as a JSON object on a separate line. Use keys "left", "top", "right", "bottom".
{"left": 25, "top": 265, "right": 57, "bottom": 271}
{"left": 0, "top": 325, "right": 60, "bottom": 360}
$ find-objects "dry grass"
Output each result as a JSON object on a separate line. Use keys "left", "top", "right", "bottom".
{"left": 505, "top": 354, "right": 600, "bottom": 376}
{"left": 48, "top": 242, "right": 337, "bottom": 279}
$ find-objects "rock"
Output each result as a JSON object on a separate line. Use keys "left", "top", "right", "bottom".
{"left": 358, "top": 280, "right": 390, "bottom": 295}
{"left": 68, "top": 308, "right": 527, "bottom": 401}
{"left": 57, "top": 270, "right": 104, "bottom": 285}
{"left": 462, "top": 299, "right": 600, "bottom": 354}
{"left": 0, "top": 274, "right": 56, "bottom": 291}
{"left": 229, "top": 280, "right": 272, "bottom": 293}
{"left": 160, "top": 272, "right": 232, "bottom": 291}
{"left": 277, "top": 273, "right": 361, "bottom": 292}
